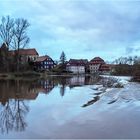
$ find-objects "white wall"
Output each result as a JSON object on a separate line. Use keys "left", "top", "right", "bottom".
{"left": 67, "top": 66, "right": 85, "bottom": 73}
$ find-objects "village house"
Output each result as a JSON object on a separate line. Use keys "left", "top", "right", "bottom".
{"left": 0, "top": 43, "right": 8, "bottom": 51}
{"left": 66, "top": 59, "right": 88, "bottom": 74}
{"left": 89, "top": 57, "right": 110, "bottom": 73}
{"left": 9, "top": 48, "right": 39, "bottom": 63}
{"left": 34, "top": 55, "right": 56, "bottom": 71}
{"left": 99, "top": 64, "right": 111, "bottom": 73}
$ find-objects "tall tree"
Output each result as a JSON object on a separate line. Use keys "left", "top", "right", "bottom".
{"left": 60, "top": 51, "right": 66, "bottom": 64}
{"left": 12, "top": 18, "right": 30, "bottom": 71}
{"left": 0, "top": 16, "right": 15, "bottom": 72}
{"left": 0, "top": 16, "right": 14, "bottom": 47}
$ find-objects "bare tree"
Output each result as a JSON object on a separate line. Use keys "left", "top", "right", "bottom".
{"left": 12, "top": 18, "right": 30, "bottom": 71}
{"left": 0, "top": 16, "right": 14, "bottom": 47}
{"left": 0, "top": 16, "right": 15, "bottom": 72}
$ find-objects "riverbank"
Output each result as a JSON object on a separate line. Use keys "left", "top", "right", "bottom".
{"left": 0, "top": 71, "right": 99, "bottom": 80}
{"left": 0, "top": 72, "right": 138, "bottom": 84}
{"left": 0, "top": 71, "right": 42, "bottom": 80}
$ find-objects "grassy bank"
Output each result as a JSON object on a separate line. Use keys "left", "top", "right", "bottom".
{"left": 0, "top": 71, "right": 93, "bottom": 80}
{"left": 0, "top": 71, "right": 41, "bottom": 80}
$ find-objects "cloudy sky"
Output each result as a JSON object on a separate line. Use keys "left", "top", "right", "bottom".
{"left": 0, "top": 0, "right": 140, "bottom": 61}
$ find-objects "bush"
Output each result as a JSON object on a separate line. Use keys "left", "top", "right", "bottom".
{"left": 111, "top": 64, "right": 133, "bottom": 76}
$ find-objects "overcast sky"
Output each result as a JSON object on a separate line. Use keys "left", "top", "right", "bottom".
{"left": 0, "top": 0, "right": 140, "bottom": 61}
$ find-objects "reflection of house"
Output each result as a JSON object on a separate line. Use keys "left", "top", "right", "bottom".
{"left": 0, "top": 80, "right": 39, "bottom": 106}
{"left": 89, "top": 57, "right": 110, "bottom": 73}
{"left": 9, "top": 48, "right": 39, "bottom": 62}
{"left": 38, "top": 79, "right": 55, "bottom": 94}
{"left": 66, "top": 59, "right": 88, "bottom": 74}
{"left": 0, "top": 79, "right": 55, "bottom": 106}
{"left": 34, "top": 55, "right": 56, "bottom": 71}
{"left": 67, "top": 76, "right": 85, "bottom": 87}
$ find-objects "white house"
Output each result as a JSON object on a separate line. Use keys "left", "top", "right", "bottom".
{"left": 66, "top": 59, "right": 88, "bottom": 74}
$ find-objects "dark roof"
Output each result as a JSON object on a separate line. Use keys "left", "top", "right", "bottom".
{"left": 35, "top": 55, "right": 52, "bottom": 62}
{"left": 90, "top": 57, "right": 105, "bottom": 64}
{"left": 99, "top": 64, "right": 110, "bottom": 71}
{"left": 67, "top": 59, "right": 88, "bottom": 66}
{"left": 0, "top": 43, "right": 7, "bottom": 48}
{"left": 9, "top": 48, "right": 39, "bottom": 56}
{"left": 91, "top": 57, "right": 104, "bottom": 61}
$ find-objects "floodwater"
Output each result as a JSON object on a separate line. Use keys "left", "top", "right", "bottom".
{"left": 0, "top": 76, "right": 140, "bottom": 139}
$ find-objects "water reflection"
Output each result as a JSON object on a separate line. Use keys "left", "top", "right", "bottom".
{"left": 0, "top": 101, "right": 28, "bottom": 133}
{"left": 0, "top": 79, "right": 56, "bottom": 134}
{"left": 0, "top": 76, "right": 100, "bottom": 134}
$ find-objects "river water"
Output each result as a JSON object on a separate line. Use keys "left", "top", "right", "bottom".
{"left": 0, "top": 76, "right": 140, "bottom": 139}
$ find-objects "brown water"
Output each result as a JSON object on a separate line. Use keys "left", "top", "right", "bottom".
{"left": 0, "top": 76, "right": 140, "bottom": 139}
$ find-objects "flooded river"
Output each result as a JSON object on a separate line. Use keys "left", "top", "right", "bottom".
{"left": 0, "top": 76, "right": 140, "bottom": 139}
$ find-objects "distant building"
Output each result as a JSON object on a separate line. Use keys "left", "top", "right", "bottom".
{"left": 0, "top": 43, "right": 9, "bottom": 57}
{"left": 9, "top": 48, "right": 39, "bottom": 63}
{"left": 99, "top": 64, "right": 111, "bottom": 73}
{"left": 66, "top": 59, "right": 88, "bottom": 74}
{"left": 89, "top": 57, "right": 105, "bottom": 73}
{"left": 0, "top": 43, "right": 8, "bottom": 51}
{"left": 34, "top": 55, "right": 56, "bottom": 71}
{"left": 89, "top": 57, "right": 110, "bottom": 73}
{"left": 108, "top": 64, "right": 116, "bottom": 73}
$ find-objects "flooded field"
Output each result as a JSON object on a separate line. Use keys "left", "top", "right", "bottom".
{"left": 0, "top": 76, "right": 140, "bottom": 139}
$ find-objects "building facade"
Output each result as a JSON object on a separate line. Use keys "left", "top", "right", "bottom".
{"left": 99, "top": 64, "right": 111, "bottom": 73}
{"left": 89, "top": 57, "right": 110, "bottom": 73}
{"left": 9, "top": 48, "right": 39, "bottom": 63}
{"left": 66, "top": 59, "right": 88, "bottom": 74}
{"left": 34, "top": 55, "right": 56, "bottom": 71}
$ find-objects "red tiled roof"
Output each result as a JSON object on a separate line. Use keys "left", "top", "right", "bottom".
{"left": 35, "top": 55, "right": 51, "bottom": 62}
{"left": 67, "top": 59, "right": 88, "bottom": 66}
{"left": 9, "top": 50, "right": 15, "bottom": 56}
{"left": 91, "top": 57, "right": 104, "bottom": 61}
{"left": 18, "top": 48, "right": 38, "bottom": 55}
{"left": 99, "top": 64, "right": 110, "bottom": 71}
{"left": 109, "top": 64, "right": 116, "bottom": 68}
{"left": 9, "top": 48, "right": 38, "bottom": 56}
{"left": 90, "top": 57, "right": 105, "bottom": 64}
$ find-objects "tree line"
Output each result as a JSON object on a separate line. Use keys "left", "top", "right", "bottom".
{"left": 111, "top": 56, "right": 140, "bottom": 81}
{"left": 0, "top": 16, "right": 30, "bottom": 72}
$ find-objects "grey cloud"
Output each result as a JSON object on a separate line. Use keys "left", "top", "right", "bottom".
{"left": 1, "top": 0, "right": 140, "bottom": 60}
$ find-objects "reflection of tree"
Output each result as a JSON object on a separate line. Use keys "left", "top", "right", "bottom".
{"left": 0, "top": 79, "right": 56, "bottom": 134}
{"left": 0, "top": 101, "right": 14, "bottom": 134}
{"left": 59, "top": 78, "right": 67, "bottom": 97}
{"left": 38, "top": 79, "right": 55, "bottom": 94}
{"left": 60, "top": 84, "right": 66, "bottom": 97}
{"left": 13, "top": 100, "right": 29, "bottom": 131}
{"left": 0, "top": 99, "right": 29, "bottom": 134}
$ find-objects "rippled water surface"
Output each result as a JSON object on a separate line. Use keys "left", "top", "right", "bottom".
{"left": 0, "top": 76, "right": 140, "bottom": 139}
